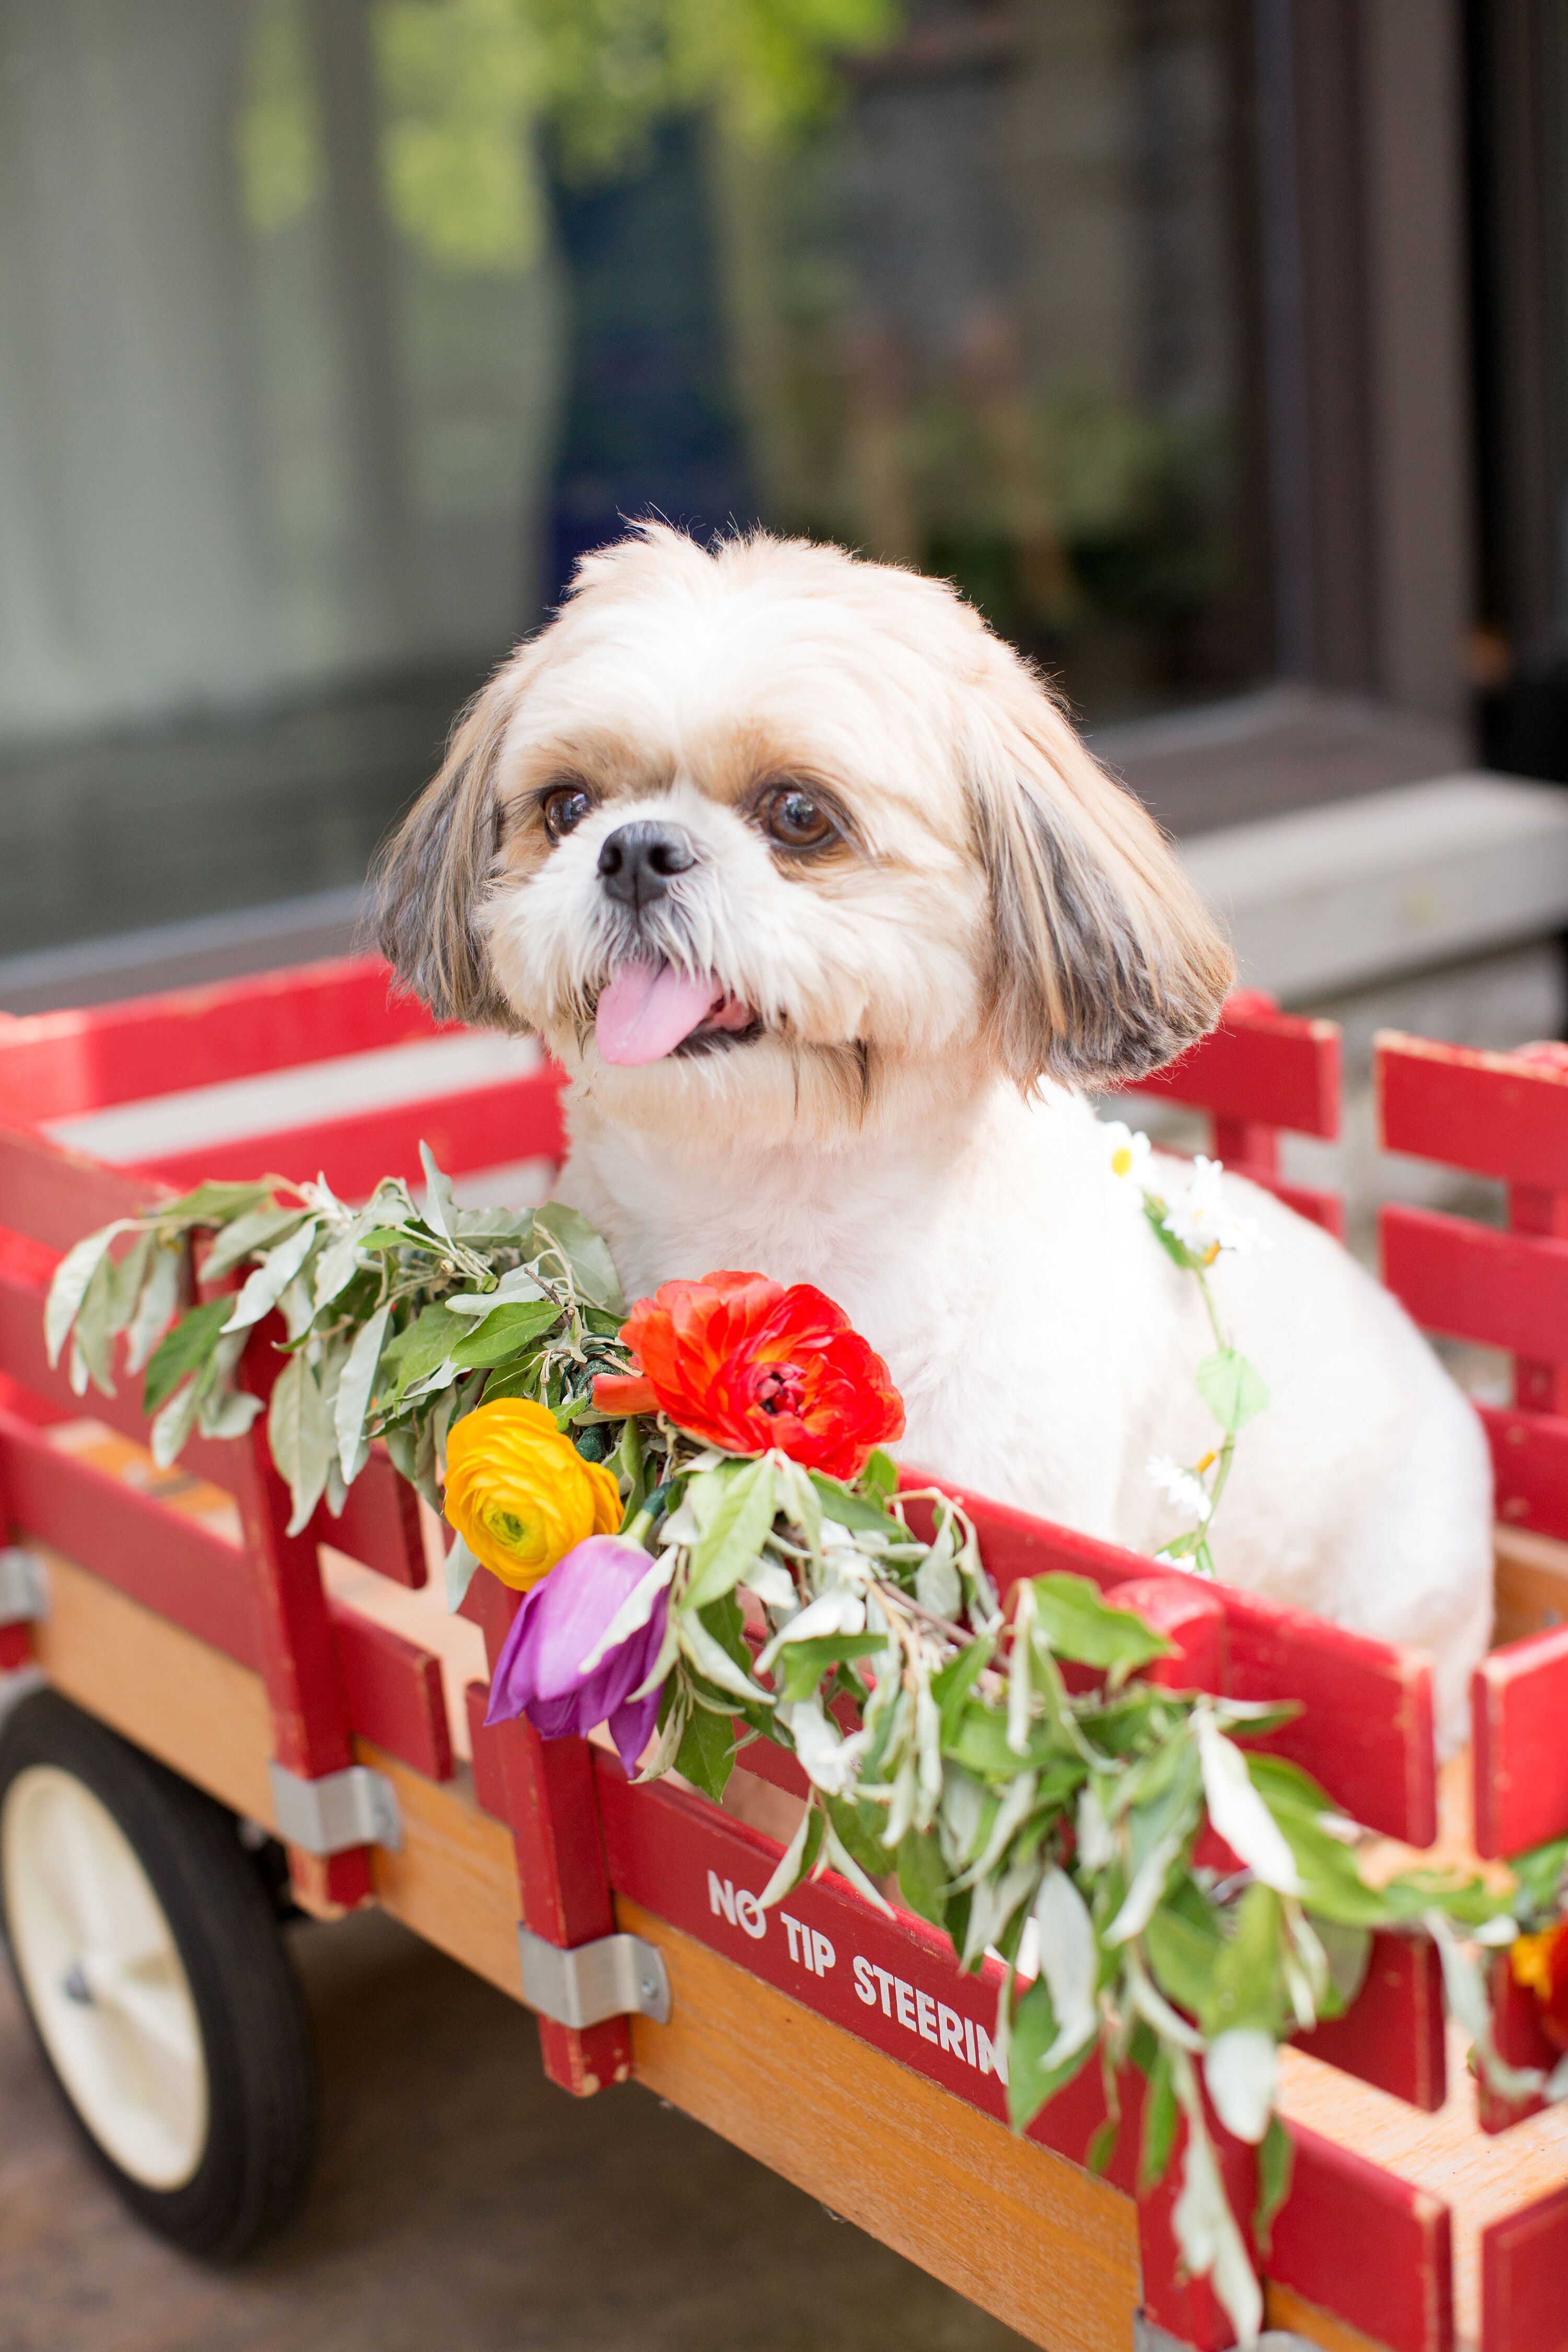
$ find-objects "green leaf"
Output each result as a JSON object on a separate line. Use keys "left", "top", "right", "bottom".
{"left": 675, "top": 1703, "right": 736, "bottom": 1803}
{"left": 451, "top": 1299, "right": 563, "bottom": 1369}
{"left": 335, "top": 1303, "right": 391, "bottom": 1481}
{"left": 949, "top": 1701, "right": 1078, "bottom": 1783}
{"left": 1139, "top": 2043, "right": 1179, "bottom": 2190}
{"left": 1196, "top": 1349, "right": 1270, "bottom": 1434}
{"left": 1313, "top": 1917, "right": 1372, "bottom": 2016}
{"left": 861, "top": 1449, "right": 898, "bottom": 1500}
{"left": 932, "top": 1635, "right": 994, "bottom": 1743}
{"left": 779, "top": 1632, "right": 887, "bottom": 1703}
{"left": 1145, "top": 1897, "right": 1224, "bottom": 2021}
{"left": 1006, "top": 1973, "right": 1096, "bottom": 2133}
{"left": 107, "top": 1230, "right": 154, "bottom": 1333}
{"left": 531, "top": 1201, "right": 625, "bottom": 1314}
{"left": 1511, "top": 1832, "right": 1568, "bottom": 1922}
{"left": 72, "top": 1248, "right": 118, "bottom": 1396}
{"left": 1243, "top": 1754, "right": 1401, "bottom": 1927}
{"left": 1254, "top": 2112, "right": 1295, "bottom": 2255}
{"left": 805, "top": 1471, "right": 902, "bottom": 1535}
{"left": 685, "top": 1458, "right": 777, "bottom": 1611}
{"left": 200, "top": 1205, "right": 306, "bottom": 1279}
{"left": 1086, "top": 2119, "right": 1118, "bottom": 2178}
{"left": 125, "top": 1240, "right": 182, "bottom": 1374}
{"left": 1029, "top": 1573, "right": 1173, "bottom": 1671}
{"left": 477, "top": 1351, "right": 547, "bottom": 1405}
{"left": 267, "top": 1351, "right": 331, "bottom": 1536}
{"left": 1205, "top": 1884, "right": 1285, "bottom": 2038}
{"left": 698, "top": 1589, "right": 753, "bottom": 1682}
{"left": 354, "top": 1225, "right": 429, "bottom": 1254}
{"left": 824, "top": 1793, "right": 894, "bottom": 1881}
{"left": 381, "top": 1302, "right": 467, "bottom": 1402}
{"left": 152, "top": 1180, "right": 272, "bottom": 1229}
{"left": 143, "top": 1298, "right": 232, "bottom": 1415}
{"left": 220, "top": 1218, "right": 319, "bottom": 1334}
{"left": 895, "top": 1827, "right": 949, "bottom": 1927}
{"left": 45, "top": 1222, "right": 131, "bottom": 1366}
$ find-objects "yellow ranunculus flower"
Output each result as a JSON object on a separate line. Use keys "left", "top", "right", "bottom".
{"left": 443, "top": 1398, "right": 622, "bottom": 1591}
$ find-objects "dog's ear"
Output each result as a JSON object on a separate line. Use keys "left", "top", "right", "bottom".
{"left": 373, "top": 669, "right": 522, "bottom": 1028}
{"left": 965, "top": 667, "right": 1234, "bottom": 1087}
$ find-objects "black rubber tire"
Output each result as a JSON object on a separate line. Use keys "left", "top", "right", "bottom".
{"left": 0, "top": 1690, "right": 318, "bottom": 2258}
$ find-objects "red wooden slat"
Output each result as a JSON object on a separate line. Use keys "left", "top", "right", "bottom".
{"left": 0, "top": 1124, "right": 159, "bottom": 1253}
{"left": 1251, "top": 1174, "right": 1346, "bottom": 1240}
{"left": 330, "top": 1604, "right": 451, "bottom": 1781}
{"left": 1295, "top": 1935, "right": 1447, "bottom": 2112}
{"left": 598, "top": 1754, "right": 1042, "bottom": 2135}
{"left": 1220, "top": 1585, "right": 1436, "bottom": 1848}
{"left": 0, "top": 1235, "right": 428, "bottom": 1586}
{"left": 0, "top": 955, "right": 444, "bottom": 1125}
{"left": 465, "top": 1678, "right": 511, "bottom": 1819}
{"left": 594, "top": 1755, "right": 1257, "bottom": 2346}
{"left": 1378, "top": 1032, "right": 1568, "bottom": 1190}
{"left": 1481, "top": 1405, "right": 1568, "bottom": 1544}
{"left": 1475, "top": 1955, "right": 1555, "bottom": 2135}
{"left": 1381, "top": 1206, "right": 1568, "bottom": 1365}
{"left": 1482, "top": 2180, "right": 1568, "bottom": 2351}
{"left": 462, "top": 1567, "right": 631, "bottom": 2095}
{"left": 0, "top": 1405, "right": 259, "bottom": 1666}
{"left": 1125, "top": 991, "right": 1341, "bottom": 1136}
{"left": 1271, "top": 2122, "right": 1454, "bottom": 2352}
{"left": 233, "top": 1331, "right": 372, "bottom": 1908}
{"left": 315, "top": 1450, "right": 426, "bottom": 1588}
{"left": 903, "top": 1474, "right": 1437, "bottom": 1843}
{"left": 128, "top": 1064, "right": 569, "bottom": 1195}
{"left": 1471, "top": 1624, "right": 1568, "bottom": 1857}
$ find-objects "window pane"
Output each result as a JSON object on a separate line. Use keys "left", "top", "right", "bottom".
{"left": 0, "top": 0, "right": 1267, "bottom": 952}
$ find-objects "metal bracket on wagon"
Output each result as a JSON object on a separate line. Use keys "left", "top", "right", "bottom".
{"left": 516, "top": 1924, "right": 671, "bottom": 2030}
{"left": 0, "top": 1547, "right": 48, "bottom": 1625}
{"left": 267, "top": 1760, "right": 403, "bottom": 1855}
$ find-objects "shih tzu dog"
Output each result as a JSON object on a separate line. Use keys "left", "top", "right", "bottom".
{"left": 377, "top": 524, "right": 1492, "bottom": 1746}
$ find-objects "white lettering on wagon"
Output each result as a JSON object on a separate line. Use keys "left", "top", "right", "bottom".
{"left": 851, "top": 1956, "right": 1002, "bottom": 2078}
{"left": 707, "top": 1871, "right": 766, "bottom": 1940}
{"left": 706, "top": 1877, "right": 1006, "bottom": 2082}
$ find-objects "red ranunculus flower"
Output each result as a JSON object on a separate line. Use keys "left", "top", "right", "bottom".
{"left": 602, "top": 1271, "right": 904, "bottom": 1480}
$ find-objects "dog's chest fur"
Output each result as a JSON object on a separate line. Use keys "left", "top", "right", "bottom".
{"left": 559, "top": 1081, "right": 1184, "bottom": 1539}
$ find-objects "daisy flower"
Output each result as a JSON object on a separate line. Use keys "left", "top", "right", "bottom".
{"left": 1100, "top": 1119, "right": 1153, "bottom": 1195}
{"left": 1160, "top": 1156, "right": 1263, "bottom": 1259}
{"left": 1147, "top": 1452, "right": 1213, "bottom": 1524}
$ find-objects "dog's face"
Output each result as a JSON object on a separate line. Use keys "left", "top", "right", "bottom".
{"left": 376, "top": 526, "right": 1233, "bottom": 1143}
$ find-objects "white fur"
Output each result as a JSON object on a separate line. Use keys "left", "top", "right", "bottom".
{"left": 383, "top": 526, "right": 1495, "bottom": 1751}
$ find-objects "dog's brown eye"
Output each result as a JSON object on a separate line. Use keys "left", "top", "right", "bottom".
{"left": 764, "top": 787, "right": 836, "bottom": 850}
{"left": 542, "top": 784, "right": 593, "bottom": 841}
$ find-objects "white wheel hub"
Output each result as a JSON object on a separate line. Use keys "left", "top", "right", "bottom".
{"left": 3, "top": 1765, "right": 208, "bottom": 2188}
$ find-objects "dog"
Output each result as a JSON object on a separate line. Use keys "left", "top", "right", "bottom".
{"left": 376, "top": 523, "right": 1493, "bottom": 1750}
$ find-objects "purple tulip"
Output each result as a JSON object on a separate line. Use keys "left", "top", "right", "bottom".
{"left": 485, "top": 1535, "right": 670, "bottom": 1776}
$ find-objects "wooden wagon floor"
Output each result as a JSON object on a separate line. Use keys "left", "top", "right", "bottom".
{"left": 0, "top": 1904, "right": 1034, "bottom": 2352}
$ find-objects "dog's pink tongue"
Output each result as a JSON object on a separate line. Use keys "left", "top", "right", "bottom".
{"left": 595, "top": 964, "right": 717, "bottom": 1066}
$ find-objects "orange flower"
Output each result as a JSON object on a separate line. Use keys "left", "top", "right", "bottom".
{"left": 444, "top": 1398, "right": 621, "bottom": 1591}
{"left": 1512, "top": 1923, "right": 1568, "bottom": 2051}
{"left": 607, "top": 1270, "right": 904, "bottom": 1480}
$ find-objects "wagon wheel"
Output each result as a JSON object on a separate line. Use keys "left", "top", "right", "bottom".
{"left": 0, "top": 1689, "right": 317, "bottom": 2257}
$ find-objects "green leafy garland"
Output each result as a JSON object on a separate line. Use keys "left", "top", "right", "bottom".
{"left": 46, "top": 1146, "right": 1521, "bottom": 2349}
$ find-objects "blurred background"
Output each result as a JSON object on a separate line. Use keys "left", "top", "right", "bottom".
{"left": 3, "top": 0, "right": 1567, "bottom": 1018}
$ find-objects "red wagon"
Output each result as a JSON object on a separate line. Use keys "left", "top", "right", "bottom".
{"left": 3, "top": 957, "right": 1568, "bottom": 2351}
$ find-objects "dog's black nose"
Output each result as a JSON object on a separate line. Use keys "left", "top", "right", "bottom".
{"left": 597, "top": 821, "right": 696, "bottom": 908}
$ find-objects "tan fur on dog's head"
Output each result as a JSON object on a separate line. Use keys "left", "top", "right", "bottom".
{"left": 376, "top": 525, "right": 1232, "bottom": 1138}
